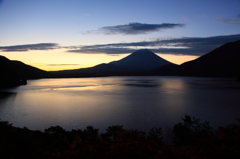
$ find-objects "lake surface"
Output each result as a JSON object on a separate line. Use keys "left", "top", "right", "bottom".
{"left": 0, "top": 76, "right": 240, "bottom": 133}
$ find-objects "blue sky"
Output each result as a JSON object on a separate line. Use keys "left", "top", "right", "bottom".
{"left": 0, "top": 0, "right": 239, "bottom": 71}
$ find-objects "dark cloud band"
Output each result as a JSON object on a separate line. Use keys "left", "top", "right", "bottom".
{"left": 0, "top": 43, "right": 58, "bottom": 52}
{"left": 68, "top": 34, "right": 240, "bottom": 56}
{"left": 83, "top": 22, "right": 185, "bottom": 35}
{"left": 218, "top": 14, "right": 240, "bottom": 25}
{"left": 1, "top": 34, "right": 239, "bottom": 56}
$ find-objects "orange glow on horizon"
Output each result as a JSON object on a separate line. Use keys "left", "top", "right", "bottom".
{"left": 0, "top": 49, "right": 199, "bottom": 71}
{"left": 157, "top": 53, "right": 199, "bottom": 65}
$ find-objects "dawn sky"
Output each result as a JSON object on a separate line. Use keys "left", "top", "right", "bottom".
{"left": 0, "top": 0, "right": 240, "bottom": 71}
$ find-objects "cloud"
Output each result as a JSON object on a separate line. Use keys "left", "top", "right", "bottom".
{"left": 83, "top": 22, "right": 185, "bottom": 35}
{"left": 67, "top": 34, "right": 240, "bottom": 56}
{"left": 219, "top": 19, "right": 240, "bottom": 25}
{"left": 0, "top": 43, "right": 58, "bottom": 52}
{"left": 2, "top": 34, "right": 239, "bottom": 57}
{"left": 218, "top": 14, "right": 240, "bottom": 25}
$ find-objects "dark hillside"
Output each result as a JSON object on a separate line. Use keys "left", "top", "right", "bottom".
{"left": 150, "top": 40, "right": 240, "bottom": 77}
{"left": 178, "top": 40, "right": 240, "bottom": 77}
{"left": 0, "top": 56, "right": 26, "bottom": 87}
{"left": 50, "top": 63, "right": 128, "bottom": 77}
{"left": 11, "top": 60, "right": 50, "bottom": 79}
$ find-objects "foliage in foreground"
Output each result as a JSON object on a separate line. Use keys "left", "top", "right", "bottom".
{"left": 1, "top": 115, "right": 240, "bottom": 159}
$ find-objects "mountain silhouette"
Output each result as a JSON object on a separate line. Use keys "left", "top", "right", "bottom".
{"left": 149, "top": 64, "right": 179, "bottom": 76}
{"left": 0, "top": 55, "right": 51, "bottom": 87}
{"left": 1, "top": 40, "right": 239, "bottom": 83}
{"left": 11, "top": 60, "right": 50, "bottom": 79}
{"left": 110, "top": 49, "right": 173, "bottom": 71}
{"left": 51, "top": 63, "right": 126, "bottom": 77}
{"left": 152, "top": 40, "right": 240, "bottom": 77}
{"left": 179, "top": 40, "right": 240, "bottom": 77}
{"left": 51, "top": 49, "right": 173, "bottom": 77}
{"left": 0, "top": 55, "right": 26, "bottom": 87}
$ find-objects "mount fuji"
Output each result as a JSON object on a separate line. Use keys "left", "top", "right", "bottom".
{"left": 51, "top": 49, "right": 173, "bottom": 77}
{"left": 110, "top": 49, "right": 173, "bottom": 71}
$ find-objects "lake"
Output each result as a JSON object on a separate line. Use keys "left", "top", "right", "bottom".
{"left": 0, "top": 76, "right": 240, "bottom": 133}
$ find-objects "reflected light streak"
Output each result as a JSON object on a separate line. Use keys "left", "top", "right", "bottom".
{"left": 157, "top": 78, "right": 192, "bottom": 113}
{"left": 160, "top": 78, "right": 187, "bottom": 90}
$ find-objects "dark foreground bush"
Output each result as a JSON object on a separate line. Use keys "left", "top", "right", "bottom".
{"left": 1, "top": 115, "right": 240, "bottom": 159}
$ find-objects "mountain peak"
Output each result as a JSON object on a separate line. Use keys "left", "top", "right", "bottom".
{"left": 135, "top": 49, "right": 151, "bottom": 52}
{"left": 131, "top": 49, "right": 157, "bottom": 55}
{"left": 110, "top": 49, "right": 173, "bottom": 71}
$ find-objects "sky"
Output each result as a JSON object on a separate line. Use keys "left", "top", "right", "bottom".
{"left": 0, "top": 0, "right": 240, "bottom": 71}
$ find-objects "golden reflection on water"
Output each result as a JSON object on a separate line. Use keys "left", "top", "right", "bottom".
{"left": 156, "top": 78, "right": 192, "bottom": 114}
{"left": 161, "top": 78, "right": 187, "bottom": 89}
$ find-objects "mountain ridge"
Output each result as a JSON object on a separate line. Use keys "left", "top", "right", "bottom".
{"left": 11, "top": 60, "right": 50, "bottom": 79}
{"left": 1, "top": 40, "right": 239, "bottom": 85}
{"left": 0, "top": 56, "right": 27, "bottom": 87}
{"left": 151, "top": 40, "right": 240, "bottom": 77}
{"left": 0, "top": 56, "right": 50, "bottom": 87}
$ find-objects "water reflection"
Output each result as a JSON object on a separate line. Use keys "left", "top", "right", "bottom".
{"left": 0, "top": 76, "right": 239, "bottom": 132}
{"left": 119, "top": 78, "right": 160, "bottom": 87}
{"left": 160, "top": 77, "right": 187, "bottom": 89}
{"left": 0, "top": 92, "right": 19, "bottom": 124}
